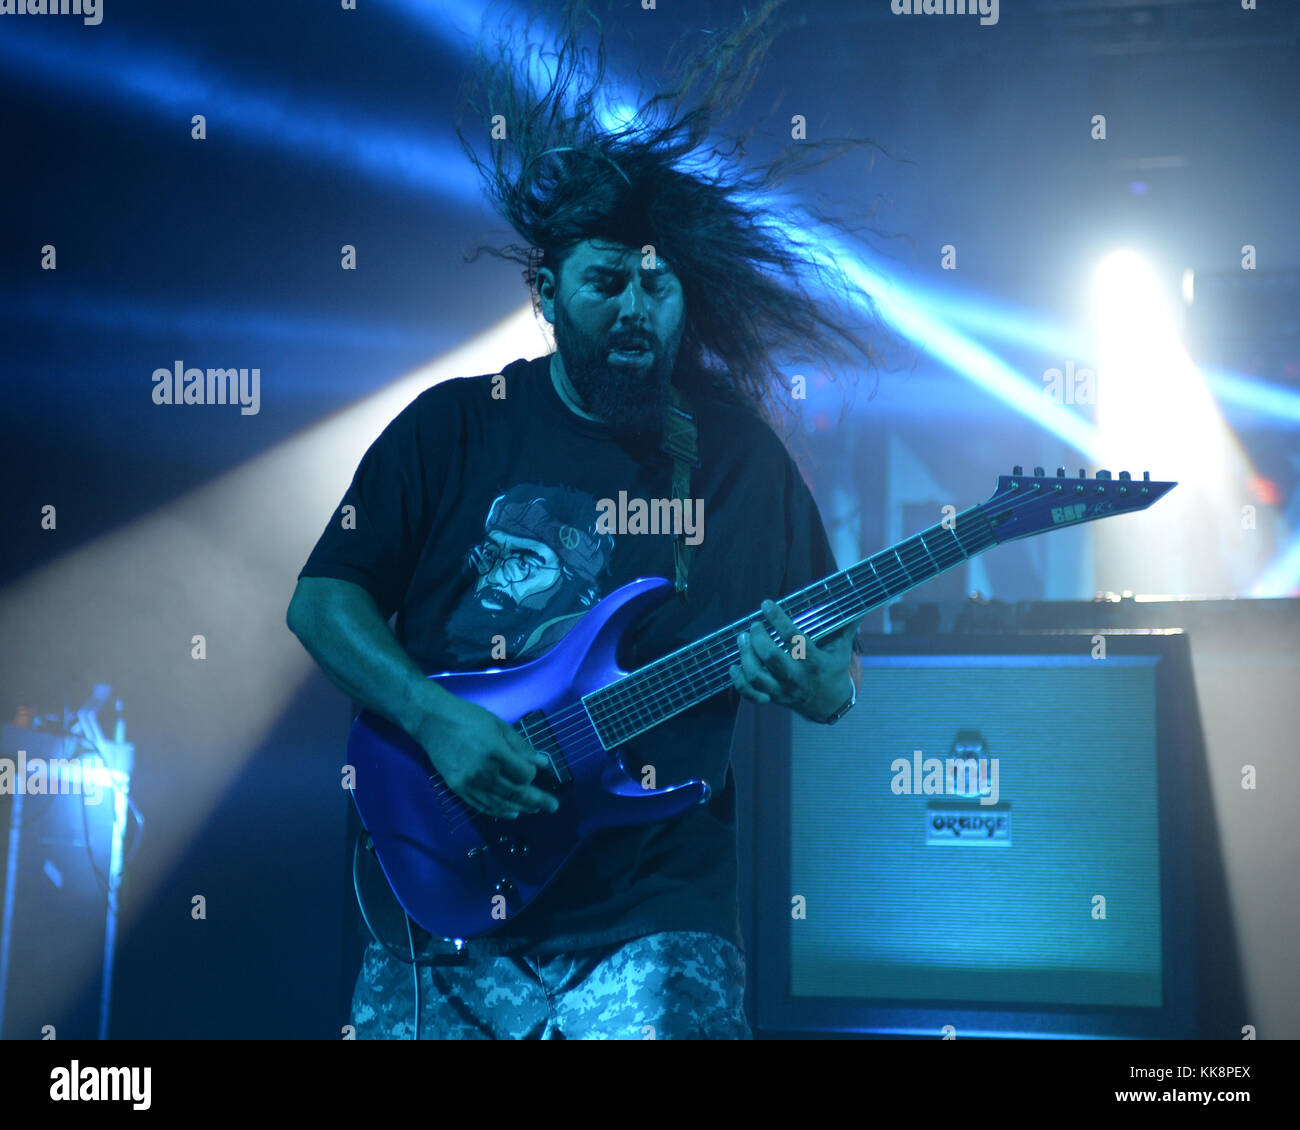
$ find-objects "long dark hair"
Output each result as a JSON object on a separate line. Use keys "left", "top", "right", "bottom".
{"left": 455, "top": 0, "right": 895, "bottom": 427}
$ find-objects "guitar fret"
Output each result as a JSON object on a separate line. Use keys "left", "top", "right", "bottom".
{"left": 918, "top": 533, "right": 942, "bottom": 573}
{"left": 892, "top": 548, "right": 913, "bottom": 584}
{"left": 868, "top": 557, "right": 885, "bottom": 596}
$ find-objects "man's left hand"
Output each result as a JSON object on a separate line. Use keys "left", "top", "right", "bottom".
{"left": 729, "top": 599, "right": 860, "bottom": 722}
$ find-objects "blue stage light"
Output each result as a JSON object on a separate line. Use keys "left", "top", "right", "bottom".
{"left": 0, "top": 27, "right": 481, "bottom": 202}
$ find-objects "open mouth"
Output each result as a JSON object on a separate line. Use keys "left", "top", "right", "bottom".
{"left": 609, "top": 343, "right": 652, "bottom": 359}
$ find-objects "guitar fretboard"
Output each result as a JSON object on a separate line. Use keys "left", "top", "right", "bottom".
{"left": 582, "top": 503, "right": 999, "bottom": 747}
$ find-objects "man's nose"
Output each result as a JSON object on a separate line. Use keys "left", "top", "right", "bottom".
{"left": 616, "top": 279, "right": 651, "bottom": 322}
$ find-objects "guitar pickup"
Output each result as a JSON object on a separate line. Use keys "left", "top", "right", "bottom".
{"left": 520, "top": 709, "right": 572, "bottom": 786}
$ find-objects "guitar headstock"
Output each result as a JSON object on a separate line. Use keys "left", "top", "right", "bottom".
{"left": 984, "top": 465, "right": 1177, "bottom": 544}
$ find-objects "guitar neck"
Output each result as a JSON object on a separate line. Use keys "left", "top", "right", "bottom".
{"left": 583, "top": 503, "right": 999, "bottom": 747}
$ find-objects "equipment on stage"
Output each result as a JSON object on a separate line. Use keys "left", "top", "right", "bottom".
{"left": 347, "top": 467, "right": 1176, "bottom": 940}
{"left": 743, "top": 625, "right": 1245, "bottom": 1039}
{"left": 0, "top": 687, "right": 138, "bottom": 1040}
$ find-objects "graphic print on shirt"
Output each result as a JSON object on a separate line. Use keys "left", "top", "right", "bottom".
{"left": 446, "top": 482, "right": 616, "bottom": 663}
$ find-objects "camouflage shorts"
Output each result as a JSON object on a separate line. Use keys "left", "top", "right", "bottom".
{"left": 349, "top": 930, "right": 751, "bottom": 1040}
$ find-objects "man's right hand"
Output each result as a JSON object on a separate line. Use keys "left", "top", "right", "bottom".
{"left": 416, "top": 694, "right": 561, "bottom": 820}
{"left": 284, "top": 578, "right": 560, "bottom": 820}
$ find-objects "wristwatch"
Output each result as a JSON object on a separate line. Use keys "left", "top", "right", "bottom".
{"left": 817, "top": 676, "right": 857, "bottom": 725}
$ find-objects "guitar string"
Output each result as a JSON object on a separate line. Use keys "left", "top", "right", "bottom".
{"left": 435, "top": 518, "right": 985, "bottom": 832}
{"left": 438, "top": 518, "right": 980, "bottom": 825}
{"left": 586, "top": 521, "right": 990, "bottom": 730}
{"left": 434, "top": 485, "right": 1068, "bottom": 827}
{"left": 554, "top": 478, "right": 1127, "bottom": 746}
{"left": 434, "top": 510, "right": 998, "bottom": 829}
{"left": 433, "top": 522, "right": 979, "bottom": 830}
{"left": 431, "top": 483, "right": 1131, "bottom": 827}
{"left": 518, "top": 503, "right": 999, "bottom": 748}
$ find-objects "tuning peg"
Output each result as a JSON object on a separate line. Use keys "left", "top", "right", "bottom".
{"left": 1078, "top": 468, "right": 1088, "bottom": 478}
{"left": 1013, "top": 465, "right": 1023, "bottom": 475}
{"left": 1119, "top": 470, "right": 1131, "bottom": 481}
{"left": 1143, "top": 471, "right": 1150, "bottom": 481}
{"left": 1033, "top": 465, "right": 1045, "bottom": 477}
{"left": 1096, "top": 469, "right": 1111, "bottom": 480}
{"left": 1056, "top": 467, "right": 1066, "bottom": 477}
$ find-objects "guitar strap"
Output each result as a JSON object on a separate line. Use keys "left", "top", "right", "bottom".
{"left": 659, "top": 385, "right": 699, "bottom": 600}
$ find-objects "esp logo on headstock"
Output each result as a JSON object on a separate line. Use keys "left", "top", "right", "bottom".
{"left": 1050, "top": 503, "right": 1088, "bottom": 524}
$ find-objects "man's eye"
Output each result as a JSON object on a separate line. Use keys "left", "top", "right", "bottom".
{"left": 591, "top": 272, "right": 670, "bottom": 294}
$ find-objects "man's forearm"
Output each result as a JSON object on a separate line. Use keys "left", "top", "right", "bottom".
{"left": 285, "top": 576, "right": 453, "bottom": 737}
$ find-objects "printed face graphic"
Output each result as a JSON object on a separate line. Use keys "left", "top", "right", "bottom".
{"left": 446, "top": 484, "right": 615, "bottom": 664}
{"left": 468, "top": 530, "right": 563, "bottom": 613}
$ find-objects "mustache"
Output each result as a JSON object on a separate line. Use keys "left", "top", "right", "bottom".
{"left": 475, "top": 586, "right": 518, "bottom": 613}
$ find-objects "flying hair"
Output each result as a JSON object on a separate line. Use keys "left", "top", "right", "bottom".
{"left": 455, "top": 0, "right": 899, "bottom": 427}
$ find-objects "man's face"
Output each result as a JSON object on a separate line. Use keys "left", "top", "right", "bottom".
{"left": 540, "top": 238, "right": 686, "bottom": 439}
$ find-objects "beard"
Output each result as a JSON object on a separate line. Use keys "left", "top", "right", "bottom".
{"left": 552, "top": 300, "right": 680, "bottom": 442}
{"left": 446, "top": 594, "right": 530, "bottom": 659}
{"left": 446, "top": 580, "right": 589, "bottom": 662}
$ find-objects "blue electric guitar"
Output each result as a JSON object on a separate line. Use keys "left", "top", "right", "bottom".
{"left": 347, "top": 466, "right": 1175, "bottom": 940}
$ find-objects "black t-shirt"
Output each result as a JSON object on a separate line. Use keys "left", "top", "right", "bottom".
{"left": 299, "top": 353, "right": 837, "bottom": 958}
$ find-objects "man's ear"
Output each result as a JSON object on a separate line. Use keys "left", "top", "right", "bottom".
{"left": 536, "top": 266, "right": 557, "bottom": 325}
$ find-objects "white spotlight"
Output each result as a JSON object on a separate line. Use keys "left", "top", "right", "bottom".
{"left": 1092, "top": 251, "right": 1263, "bottom": 596}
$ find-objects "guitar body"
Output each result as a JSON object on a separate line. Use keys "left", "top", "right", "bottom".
{"left": 347, "top": 575, "right": 711, "bottom": 941}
